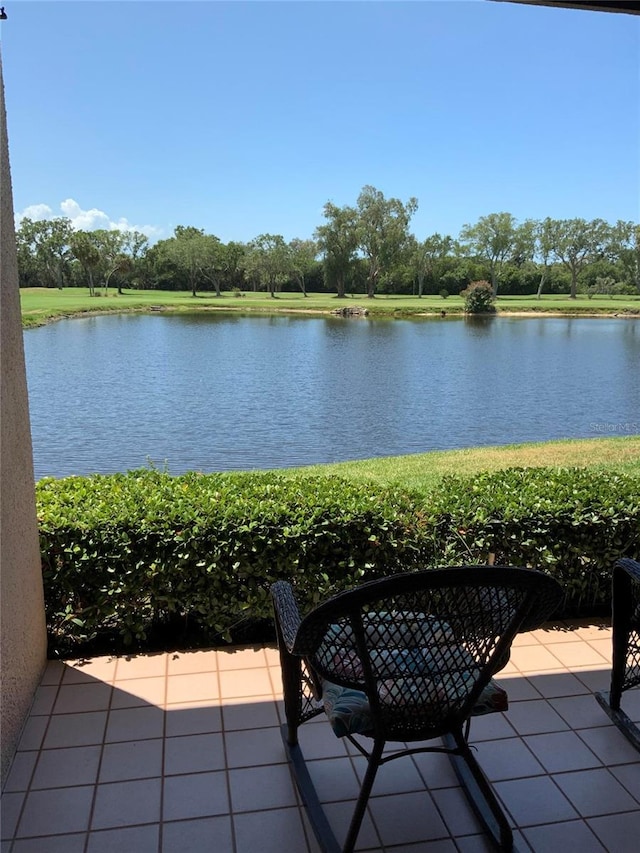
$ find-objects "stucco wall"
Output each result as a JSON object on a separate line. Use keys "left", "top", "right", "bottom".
{"left": 0, "top": 55, "right": 47, "bottom": 787}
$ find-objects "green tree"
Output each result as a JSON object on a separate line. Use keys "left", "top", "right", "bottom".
{"left": 244, "top": 234, "right": 291, "bottom": 297}
{"left": 69, "top": 230, "right": 101, "bottom": 295}
{"left": 409, "top": 233, "right": 454, "bottom": 296}
{"left": 16, "top": 217, "right": 73, "bottom": 289}
{"left": 355, "top": 185, "right": 418, "bottom": 298}
{"left": 314, "top": 202, "right": 358, "bottom": 298}
{"left": 288, "top": 238, "right": 318, "bottom": 297}
{"left": 459, "top": 212, "right": 519, "bottom": 296}
{"left": 548, "top": 218, "right": 610, "bottom": 299}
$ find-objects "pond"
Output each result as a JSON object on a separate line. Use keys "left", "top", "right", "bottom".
{"left": 24, "top": 313, "right": 640, "bottom": 480}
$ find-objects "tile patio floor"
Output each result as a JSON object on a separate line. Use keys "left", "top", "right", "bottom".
{"left": 3, "top": 620, "right": 640, "bottom": 852}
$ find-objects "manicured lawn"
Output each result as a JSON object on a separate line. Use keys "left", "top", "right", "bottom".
{"left": 20, "top": 287, "right": 640, "bottom": 327}
{"left": 288, "top": 436, "right": 640, "bottom": 493}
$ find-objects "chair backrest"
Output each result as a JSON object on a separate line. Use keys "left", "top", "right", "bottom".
{"left": 292, "top": 566, "right": 563, "bottom": 739}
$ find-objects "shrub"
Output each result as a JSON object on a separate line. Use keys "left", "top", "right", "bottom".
{"left": 439, "top": 288, "right": 449, "bottom": 299}
{"left": 424, "top": 467, "right": 640, "bottom": 613}
{"left": 461, "top": 280, "right": 496, "bottom": 314}
{"left": 37, "top": 470, "right": 430, "bottom": 653}
{"left": 37, "top": 466, "right": 640, "bottom": 655}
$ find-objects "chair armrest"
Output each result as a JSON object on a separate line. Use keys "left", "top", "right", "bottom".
{"left": 271, "top": 581, "right": 303, "bottom": 653}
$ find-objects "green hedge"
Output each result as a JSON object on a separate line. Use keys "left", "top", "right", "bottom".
{"left": 37, "top": 466, "right": 640, "bottom": 655}
{"left": 424, "top": 467, "right": 640, "bottom": 612}
{"left": 37, "top": 470, "right": 429, "bottom": 652}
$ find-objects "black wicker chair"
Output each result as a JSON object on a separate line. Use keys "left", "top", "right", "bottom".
{"left": 596, "top": 558, "right": 640, "bottom": 751}
{"left": 271, "top": 565, "right": 563, "bottom": 853}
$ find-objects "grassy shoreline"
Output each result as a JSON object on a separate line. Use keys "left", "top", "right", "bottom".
{"left": 20, "top": 287, "right": 640, "bottom": 329}
{"left": 289, "top": 436, "right": 640, "bottom": 492}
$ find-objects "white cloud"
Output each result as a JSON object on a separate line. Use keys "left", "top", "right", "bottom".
{"left": 15, "top": 198, "right": 164, "bottom": 241}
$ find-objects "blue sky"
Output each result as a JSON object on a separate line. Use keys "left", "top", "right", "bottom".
{"left": 1, "top": 0, "right": 638, "bottom": 243}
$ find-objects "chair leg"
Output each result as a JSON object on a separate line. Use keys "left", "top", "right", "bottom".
{"left": 444, "top": 729, "right": 513, "bottom": 852}
{"left": 342, "top": 738, "right": 385, "bottom": 853}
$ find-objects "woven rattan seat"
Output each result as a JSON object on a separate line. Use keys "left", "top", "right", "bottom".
{"left": 596, "top": 558, "right": 640, "bottom": 750}
{"left": 271, "top": 565, "right": 563, "bottom": 852}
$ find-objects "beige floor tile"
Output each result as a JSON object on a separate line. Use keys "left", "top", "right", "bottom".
{"left": 164, "top": 702, "right": 222, "bottom": 736}
{"left": 43, "top": 711, "right": 108, "bottom": 749}
{"left": 268, "top": 666, "right": 284, "bottom": 695}
{"left": 165, "top": 672, "right": 219, "bottom": 704}
{"left": 493, "top": 775, "right": 578, "bottom": 826}
{"left": 473, "top": 737, "right": 545, "bottom": 781}
{"left": 17, "top": 785, "right": 94, "bottom": 837}
{"left": 233, "top": 806, "right": 310, "bottom": 853}
{"left": 493, "top": 674, "right": 541, "bottom": 701}
{"left": 229, "top": 762, "right": 298, "bottom": 812}
{"left": 92, "top": 779, "right": 162, "bottom": 830}
{"left": 86, "top": 824, "right": 160, "bottom": 853}
{"left": 572, "top": 622, "right": 612, "bottom": 641}
{"left": 524, "top": 730, "right": 602, "bottom": 774}
{"left": 224, "top": 725, "right": 289, "bottom": 768}
{"left": 545, "top": 642, "right": 608, "bottom": 669}
{"left": 386, "top": 840, "right": 457, "bottom": 853}
{"left": 263, "top": 644, "right": 280, "bottom": 666}
{"left": 573, "top": 667, "right": 611, "bottom": 694}
{"left": 218, "top": 666, "right": 274, "bottom": 699}
{"left": 369, "top": 790, "right": 449, "bottom": 846}
{"left": 322, "top": 799, "right": 381, "bottom": 850}
{"left": 411, "top": 749, "right": 460, "bottom": 790}
{"left": 512, "top": 631, "right": 542, "bottom": 647}
{"left": 554, "top": 768, "right": 639, "bottom": 817}
{"left": 53, "top": 682, "right": 112, "bottom": 714}
{"left": 162, "top": 816, "right": 233, "bottom": 853}
{"left": 586, "top": 638, "right": 613, "bottom": 662}
{"left": 550, "top": 694, "right": 614, "bottom": 730}
{"left": 221, "top": 697, "right": 280, "bottom": 731}
{"left": 32, "top": 745, "right": 101, "bottom": 789}
{"left": 109, "top": 676, "right": 166, "bottom": 709}
{"left": 588, "top": 811, "right": 640, "bottom": 853}
{"left": 610, "top": 763, "right": 640, "bottom": 801}
{"left": 468, "top": 712, "right": 517, "bottom": 742}
{"left": 503, "top": 699, "right": 569, "bottom": 736}
{"left": 305, "top": 757, "right": 363, "bottom": 803}
{"left": 12, "top": 833, "right": 86, "bottom": 852}
{"left": 528, "top": 670, "right": 590, "bottom": 699}
{"left": 99, "top": 738, "right": 163, "bottom": 782}
{"left": 62, "top": 658, "right": 117, "bottom": 684}
{"left": 2, "top": 751, "right": 38, "bottom": 793}
{"left": 577, "top": 725, "right": 640, "bottom": 767}
{"left": 105, "top": 705, "right": 164, "bottom": 742}
{"left": 511, "top": 644, "right": 569, "bottom": 673}
{"left": 0, "top": 792, "right": 25, "bottom": 840}
{"left": 17, "top": 717, "right": 48, "bottom": 752}
{"left": 162, "top": 771, "right": 230, "bottom": 821}
{"left": 523, "top": 819, "right": 606, "bottom": 852}
{"left": 298, "top": 721, "right": 351, "bottom": 761}
{"left": 216, "top": 647, "right": 268, "bottom": 670}
{"left": 30, "top": 685, "right": 59, "bottom": 716}
{"left": 39, "top": 661, "right": 66, "bottom": 686}
{"left": 454, "top": 834, "right": 498, "bottom": 852}
{"left": 114, "top": 652, "right": 167, "bottom": 680}
{"left": 353, "top": 753, "right": 426, "bottom": 796}
{"left": 166, "top": 649, "right": 219, "bottom": 676}
{"left": 431, "top": 785, "right": 485, "bottom": 837}
{"left": 529, "top": 625, "right": 581, "bottom": 644}
{"left": 164, "top": 732, "right": 225, "bottom": 775}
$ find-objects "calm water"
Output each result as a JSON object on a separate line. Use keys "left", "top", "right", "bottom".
{"left": 24, "top": 313, "right": 640, "bottom": 480}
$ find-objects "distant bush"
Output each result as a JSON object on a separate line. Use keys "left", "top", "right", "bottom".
{"left": 37, "top": 466, "right": 640, "bottom": 655}
{"left": 439, "top": 288, "right": 449, "bottom": 299}
{"left": 461, "top": 280, "right": 496, "bottom": 313}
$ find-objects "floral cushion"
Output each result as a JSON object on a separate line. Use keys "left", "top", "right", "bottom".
{"left": 322, "top": 676, "right": 508, "bottom": 738}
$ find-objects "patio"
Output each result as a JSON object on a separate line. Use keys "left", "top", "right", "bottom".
{"left": 2, "top": 620, "right": 640, "bottom": 852}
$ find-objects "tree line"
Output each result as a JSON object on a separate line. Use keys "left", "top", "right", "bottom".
{"left": 16, "top": 185, "right": 639, "bottom": 299}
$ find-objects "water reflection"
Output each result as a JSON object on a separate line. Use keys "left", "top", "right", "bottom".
{"left": 24, "top": 314, "right": 640, "bottom": 479}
